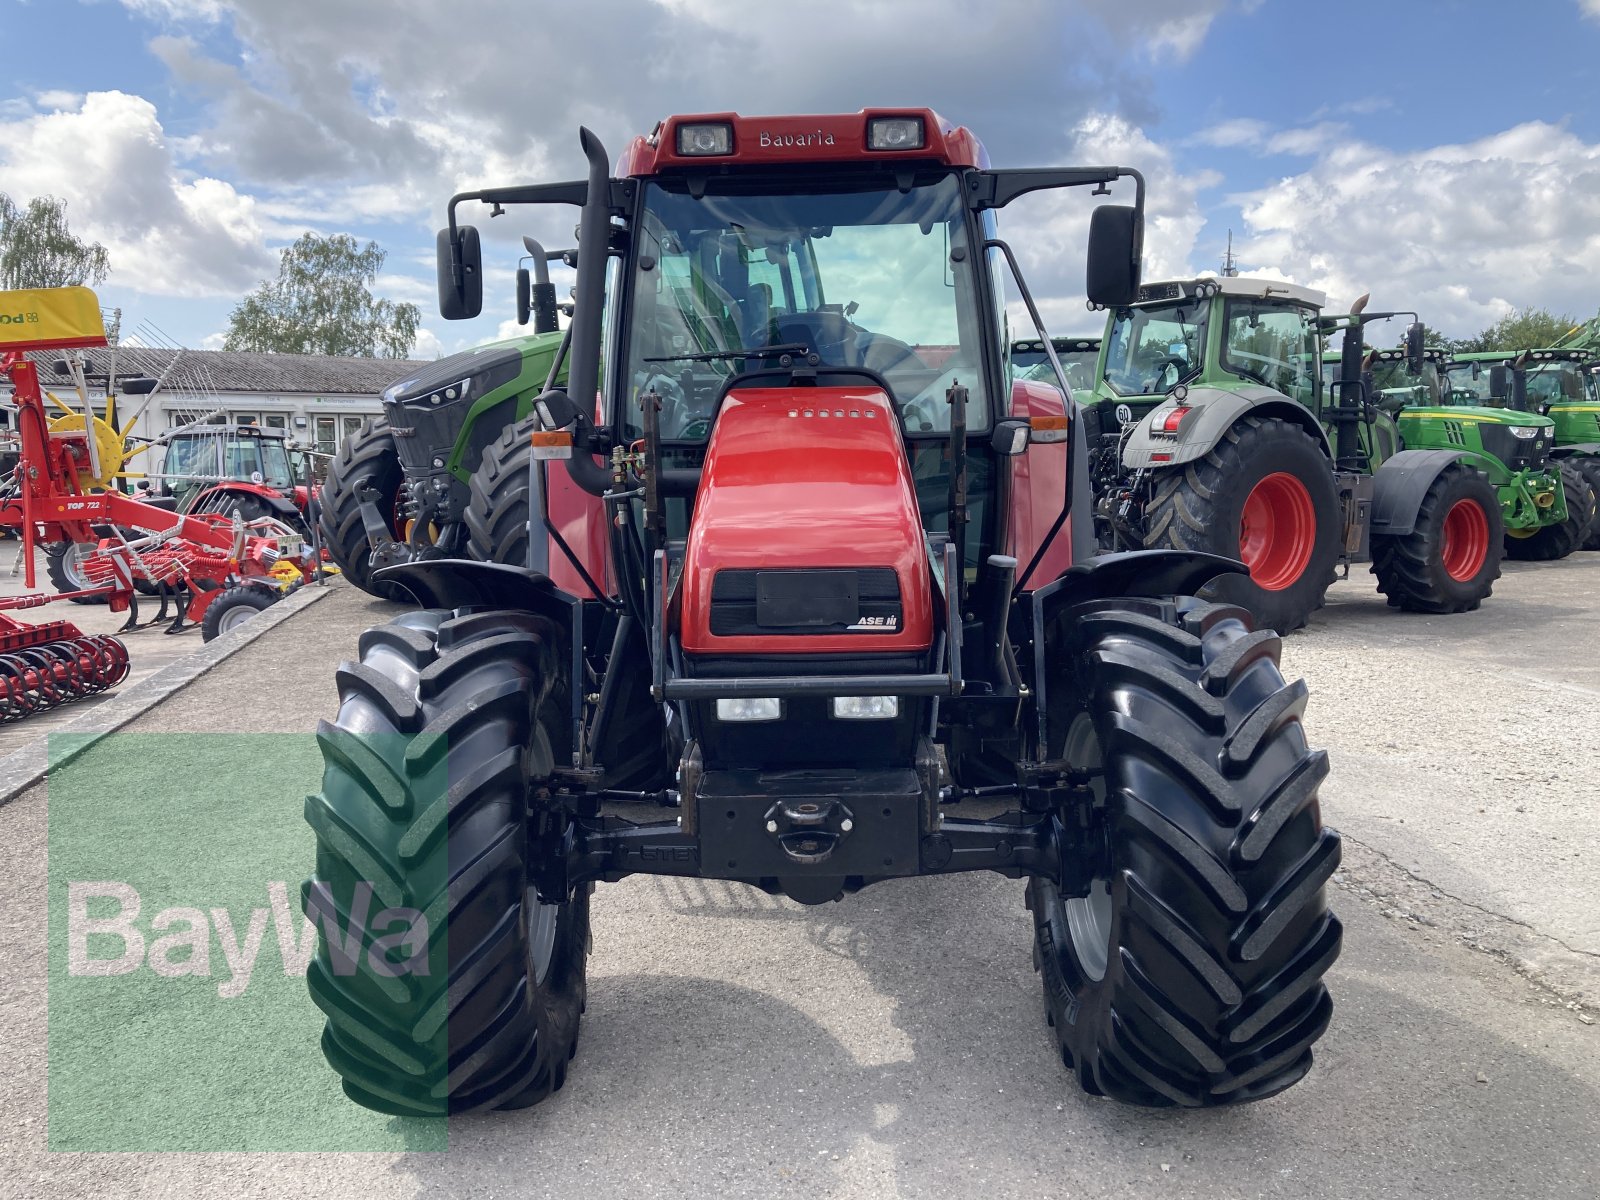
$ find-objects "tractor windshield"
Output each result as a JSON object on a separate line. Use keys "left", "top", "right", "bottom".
{"left": 1443, "top": 362, "right": 1508, "bottom": 405}
{"left": 624, "top": 173, "right": 990, "bottom": 440}
{"left": 1524, "top": 362, "right": 1586, "bottom": 408}
{"left": 1013, "top": 343, "right": 1099, "bottom": 393}
{"left": 1102, "top": 301, "right": 1208, "bottom": 396}
{"left": 1369, "top": 358, "right": 1442, "bottom": 406}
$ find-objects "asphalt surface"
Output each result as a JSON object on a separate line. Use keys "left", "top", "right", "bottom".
{"left": 1, "top": 561, "right": 1596, "bottom": 1198}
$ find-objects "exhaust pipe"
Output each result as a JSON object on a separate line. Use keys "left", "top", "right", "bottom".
{"left": 562, "top": 127, "right": 615, "bottom": 498}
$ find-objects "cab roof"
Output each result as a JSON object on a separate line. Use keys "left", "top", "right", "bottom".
{"left": 1450, "top": 348, "right": 1587, "bottom": 363}
{"left": 1013, "top": 335, "right": 1101, "bottom": 354}
{"left": 618, "top": 109, "right": 986, "bottom": 176}
{"left": 1135, "top": 276, "right": 1327, "bottom": 309}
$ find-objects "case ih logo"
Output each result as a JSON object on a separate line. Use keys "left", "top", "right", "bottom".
{"left": 848, "top": 615, "right": 898, "bottom": 630}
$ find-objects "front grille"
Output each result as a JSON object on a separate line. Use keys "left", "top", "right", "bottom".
{"left": 710, "top": 568, "right": 902, "bottom": 636}
{"left": 1479, "top": 424, "right": 1551, "bottom": 471}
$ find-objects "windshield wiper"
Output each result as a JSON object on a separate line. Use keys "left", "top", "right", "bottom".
{"left": 644, "top": 342, "right": 810, "bottom": 365}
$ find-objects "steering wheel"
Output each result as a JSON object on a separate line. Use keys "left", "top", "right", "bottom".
{"left": 776, "top": 311, "right": 859, "bottom": 362}
{"left": 1148, "top": 355, "right": 1189, "bottom": 392}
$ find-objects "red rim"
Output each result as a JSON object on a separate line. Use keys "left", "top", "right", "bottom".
{"left": 1238, "top": 472, "right": 1317, "bottom": 591}
{"left": 1440, "top": 497, "right": 1489, "bottom": 582}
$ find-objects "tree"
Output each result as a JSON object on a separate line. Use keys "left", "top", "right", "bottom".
{"left": 224, "top": 233, "right": 421, "bottom": 358}
{"left": 0, "top": 193, "right": 111, "bottom": 290}
{"left": 1455, "top": 306, "right": 1577, "bottom": 354}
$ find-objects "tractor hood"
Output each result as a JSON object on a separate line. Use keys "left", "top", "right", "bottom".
{"left": 678, "top": 385, "right": 933, "bottom": 655}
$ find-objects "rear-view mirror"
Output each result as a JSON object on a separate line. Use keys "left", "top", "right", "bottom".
{"left": 1488, "top": 365, "right": 1510, "bottom": 400}
{"left": 516, "top": 267, "right": 532, "bottom": 326}
{"left": 1405, "top": 322, "right": 1425, "bottom": 373}
{"left": 437, "top": 225, "right": 483, "bottom": 320}
{"left": 1086, "top": 205, "right": 1143, "bottom": 308}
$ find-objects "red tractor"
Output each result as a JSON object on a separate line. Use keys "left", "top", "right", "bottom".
{"left": 304, "top": 111, "right": 1341, "bottom": 1115}
{"left": 1, "top": 290, "right": 320, "bottom": 648}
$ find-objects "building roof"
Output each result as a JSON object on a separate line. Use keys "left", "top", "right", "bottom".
{"left": 20, "top": 346, "right": 428, "bottom": 397}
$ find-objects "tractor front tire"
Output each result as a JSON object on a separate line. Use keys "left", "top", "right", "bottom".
{"left": 200, "top": 584, "right": 277, "bottom": 642}
{"left": 318, "top": 418, "right": 407, "bottom": 599}
{"left": 45, "top": 541, "right": 109, "bottom": 605}
{"left": 1371, "top": 464, "right": 1503, "bottom": 613}
{"left": 465, "top": 415, "right": 538, "bottom": 565}
{"left": 1572, "top": 458, "right": 1600, "bottom": 551}
{"left": 1144, "top": 417, "right": 1340, "bottom": 633}
{"left": 1505, "top": 461, "right": 1597, "bottom": 562}
{"left": 303, "top": 608, "right": 588, "bottom": 1116}
{"left": 1029, "top": 596, "right": 1341, "bottom": 1107}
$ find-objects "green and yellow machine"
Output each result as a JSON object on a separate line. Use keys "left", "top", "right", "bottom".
{"left": 1080, "top": 278, "right": 1504, "bottom": 630}
{"left": 1442, "top": 349, "right": 1597, "bottom": 557}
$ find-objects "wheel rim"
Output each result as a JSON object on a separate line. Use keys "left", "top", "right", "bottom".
{"left": 218, "top": 602, "right": 259, "bottom": 634}
{"left": 62, "top": 543, "right": 92, "bottom": 588}
{"left": 524, "top": 888, "right": 560, "bottom": 986}
{"left": 1440, "top": 497, "right": 1489, "bottom": 581}
{"left": 1062, "top": 714, "right": 1113, "bottom": 982}
{"left": 1238, "top": 471, "right": 1317, "bottom": 591}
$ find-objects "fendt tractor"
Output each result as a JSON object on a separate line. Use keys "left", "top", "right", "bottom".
{"left": 1013, "top": 334, "right": 1101, "bottom": 391}
{"left": 317, "top": 241, "right": 571, "bottom": 596}
{"left": 1083, "top": 279, "right": 1503, "bottom": 628}
{"left": 301, "top": 110, "right": 1343, "bottom": 1117}
{"left": 1443, "top": 351, "right": 1597, "bottom": 558}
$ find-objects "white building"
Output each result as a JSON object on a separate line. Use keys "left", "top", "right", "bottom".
{"left": 3, "top": 347, "right": 426, "bottom": 459}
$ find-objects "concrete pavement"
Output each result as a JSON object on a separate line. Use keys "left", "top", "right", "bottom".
{"left": 0, "top": 562, "right": 1595, "bottom": 1198}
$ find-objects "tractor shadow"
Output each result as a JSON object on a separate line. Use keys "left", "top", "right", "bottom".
{"left": 387, "top": 873, "right": 1600, "bottom": 1198}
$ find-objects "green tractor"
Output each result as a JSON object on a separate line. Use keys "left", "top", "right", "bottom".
{"left": 1011, "top": 334, "right": 1100, "bottom": 390}
{"left": 1083, "top": 277, "right": 1506, "bottom": 629}
{"left": 1442, "top": 351, "right": 1597, "bottom": 558}
{"left": 318, "top": 239, "right": 571, "bottom": 595}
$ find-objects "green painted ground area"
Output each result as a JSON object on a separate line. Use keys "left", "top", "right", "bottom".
{"left": 46, "top": 731, "right": 446, "bottom": 1152}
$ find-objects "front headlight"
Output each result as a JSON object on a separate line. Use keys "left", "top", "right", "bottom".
{"left": 1510, "top": 426, "right": 1543, "bottom": 439}
{"left": 716, "top": 697, "right": 781, "bottom": 722}
{"left": 832, "top": 695, "right": 899, "bottom": 720}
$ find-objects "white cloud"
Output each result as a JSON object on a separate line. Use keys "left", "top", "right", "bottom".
{"left": 1582, "top": 0, "right": 1600, "bottom": 19}
{"left": 1194, "top": 118, "right": 1270, "bottom": 148}
{"left": 33, "top": 90, "right": 84, "bottom": 111}
{"left": 1231, "top": 121, "right": 1600, "bottom": 336}
{"left": 0, "top": 91, "right": 275, "bottom": 296}
{"left": 1003, "top": 113, "right": 1211, "bottom": 332}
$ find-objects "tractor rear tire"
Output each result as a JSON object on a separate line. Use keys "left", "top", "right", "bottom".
{"left": 1371, "top": 464, "right": 1503, "bottom": 613}
{"left": 200, "top": 584, "right": 277, "bottom": 642}
{"left": 1573, "top": 458, "right": 1600, "bottom": 551}
{"left": 1029, "top": 596, "right": 1341, "bottom": 1107}
{"left": 45, "top": 541, "right": 109, "bottom": 605}
{"left": 318, "top": 418, "right": 407, "bottom": 599}
{"left": 465, "top": 415, "right": 538, "bottom": 566}
{"left": 303, "top": 608, "right": 587, "bottom": 1116}
{"left": 1504, "top": 461, "right": 1597, "bottom": 562}
{"left": 1144, "top": 417, "right": 1340, "bottom": 633}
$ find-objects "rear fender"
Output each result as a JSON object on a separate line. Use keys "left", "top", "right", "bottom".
{"left": 1550, "top": 443, "right": 1600, "bottom": 458}
{"left": 1122, "top": 387, "right": 1331, "bottom": 470}
{"left": 1370, "top": 449, "right": 1467, "bottom": 538}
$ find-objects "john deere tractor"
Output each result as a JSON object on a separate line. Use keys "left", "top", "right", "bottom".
{"left": 301, "top": 110, "right": 1343, "bottom": 1116}
{"left": 1012, "top": 334, "right": 1100, "bottom": 390}
{"left": 317, "top": 241, "right": 570, "bottom": 595}
{"left": 1442, "top": 351, "right": 1597, "bottom": 558}
{"left": 1083, "top": 279, "right": 1503, "bottom": 629}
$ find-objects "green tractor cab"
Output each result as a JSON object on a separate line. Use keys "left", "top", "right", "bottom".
{"left": 1443, "top": 350, "right": 1598, "bottom": 557}
{"left": 1084, "top": 278, "right": 1504, "bottom": 629}
{"left": 1010, "top": 335, "right": 1100, "bottom": 392}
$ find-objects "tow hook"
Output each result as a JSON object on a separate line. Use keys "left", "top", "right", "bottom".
{"left": 764, "top": 799, "right": 855, "bottom": 865}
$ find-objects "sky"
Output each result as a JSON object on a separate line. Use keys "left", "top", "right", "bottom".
{"left": 2, "top": 0, "right": 1598, "bottom": 359}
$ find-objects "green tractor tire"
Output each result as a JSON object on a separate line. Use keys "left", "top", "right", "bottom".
{"left": 318, "top": 418, "right": 408, "bottom": 600}
{"left": 1573, "top": 459, "right": 1600, "bottom": 552}
{"left": 1371, "top": 464, "right": 1503, "bottom": 613}
{"left": 1028, "top": 597, "right": 1340, "bottom": 1106}
{"left": 303, "top": 609, "right": 588, "bottom": 1115}
{"left": 1504, "top": 461, "right": 1597, "bottom": 562}
{"left": 1144, "top": 416, "right": 1341, "bottom": 633}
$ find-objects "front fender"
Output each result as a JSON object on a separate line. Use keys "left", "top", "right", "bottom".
{"left": 1122, "top": 385, "right": 1331, "bottom": 470}
{"left": 1370, "top": 449, "right": 1469, "bottom": 537}
{"left": 374, "top": 558, "right": 579, "bottom": 628}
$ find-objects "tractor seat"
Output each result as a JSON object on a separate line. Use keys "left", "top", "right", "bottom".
{"left": 139, "top": 494, "right": 179, "bottom": 511}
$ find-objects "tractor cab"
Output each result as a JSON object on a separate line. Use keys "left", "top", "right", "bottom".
{"left": 1011, "top": 335, "right": 1100, "bottom": 393}
{"left": 158, "top": 423, "right": 297, "bottom": 507}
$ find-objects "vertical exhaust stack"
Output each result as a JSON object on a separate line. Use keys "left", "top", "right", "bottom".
{"left": 566, "top": 128, "right": 611, "bottom": 433}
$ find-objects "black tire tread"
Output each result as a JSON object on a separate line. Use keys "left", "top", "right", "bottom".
{"left": 1030, "top": 600, "right": 1341, "bottom": 1107}
{"left": 317, "top": 417, "right": 406, "bottom": 597}
{"left": 1371, "top": 464, "right": 1503, "bottom": 612}
{"left": 464, "top": 415, "right": 539, "bottom": 565}
{"left": 303, "top": 608, "right": 586, "bottom": 1116}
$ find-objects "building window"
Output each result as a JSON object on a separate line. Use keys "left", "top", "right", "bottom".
{"left": 341, "top": 415, "right": 364, "bottom": 444}
{"left": 314, "top": 416, "right": 337, "bottom": 457}
{"left": 264, "top": 413, "right": 288, "bottom": 430}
